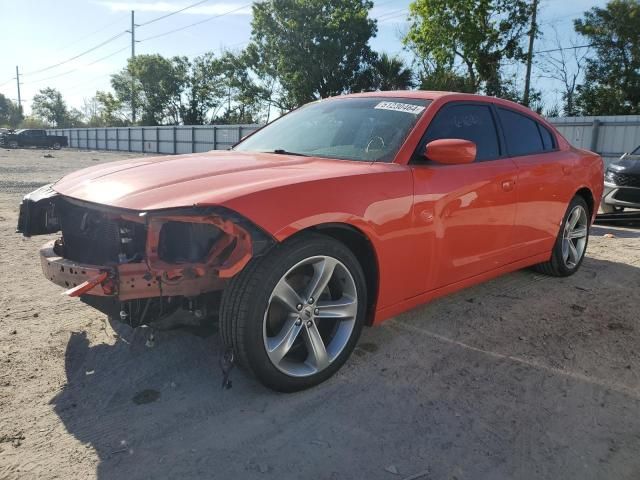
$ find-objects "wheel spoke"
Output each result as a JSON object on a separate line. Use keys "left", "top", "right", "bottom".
{"left": 561, "top": 239, "right": 570, "bottom": 263}
{"left": 315, "top": 295, "right": 357, "bottom": 320}
{"left": 567, "top": 240, "right": 579, "bottom": 265}
{"left": 272, "top": 278, "right": 303, "bottom": 313}
{"left": 305, "top": 257, "right": 338, "bottom": 302}
{"left": 568, "top": 207, "right": 581, "bottom": 229}
{"left": 303, "top": 323, "right": 329, "bottom": 371}
{"left": 266, "top": 316, "right": 303, "bottom": 364}
{"left": 568, "top": 226, "right": 587, "bottom": 239}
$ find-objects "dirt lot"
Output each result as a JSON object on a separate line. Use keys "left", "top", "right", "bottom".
{"left": 1, "top": 148, "right": 640, "bottom": 480}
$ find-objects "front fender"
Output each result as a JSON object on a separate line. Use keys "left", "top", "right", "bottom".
{"left": 215, "top": 168, "right": 421, "bottom": 311}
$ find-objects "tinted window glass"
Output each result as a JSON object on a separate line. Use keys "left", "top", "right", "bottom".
{"left": 538, "top": 123, "right": 555, "bottom": 151}
{"left": 498, "top": 108, "right": 544, "bottom": 156}
{"left": 422, "top": 104, "right": 500, "bottom": 161}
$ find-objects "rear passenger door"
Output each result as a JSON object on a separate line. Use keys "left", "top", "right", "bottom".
{"left": 411, "top": 102, "right": 520, "bottom": 291}
{"left": 496, "top": 107, "right": 571, "bottom": 258}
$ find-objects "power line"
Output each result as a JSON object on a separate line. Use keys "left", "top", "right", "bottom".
{"left": 137, "top": 0, "right": 211, "bottom": 26}
{"left": 54, "top": 13, "right": 129, "bottom": 52}
{"left": 138, "top": 4, "right": 252, "bottom": 42}
{"left": 376, "top": 8, "right": 408, "bottom": 20}
{"left": 535, "top": 44, "right": 592, "bottom": 54}
{"left": 22, "top": 31, "right": 128, "bottom": 76}
{"left": 23, "top": 45, "right": 129, "bottom": 85}
{"left": 0, "top": 77, "right": 14, "bottom": 88}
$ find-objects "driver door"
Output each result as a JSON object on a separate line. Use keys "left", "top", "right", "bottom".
{"left": 411, "top": 102, "right": 519, "bottom": 291}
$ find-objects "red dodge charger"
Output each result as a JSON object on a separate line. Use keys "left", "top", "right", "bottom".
{"left": 17, "top": 91, "right": 603, "bottom": 391}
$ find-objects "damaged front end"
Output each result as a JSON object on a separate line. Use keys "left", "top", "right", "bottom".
{"left": 17, "top": 184, "right": 274, "bottom": 328}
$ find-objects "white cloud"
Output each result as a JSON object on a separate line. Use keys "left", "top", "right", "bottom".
{"left": 94, "top": 1, "right": 252, "bottom": 16}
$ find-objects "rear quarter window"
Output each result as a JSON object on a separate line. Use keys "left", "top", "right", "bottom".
{"left": 538, "top": 123, "right": 556, "bottom": 150}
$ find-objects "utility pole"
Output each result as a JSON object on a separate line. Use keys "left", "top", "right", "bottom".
{"left": 15, "top": 66, "right": 22, "bottom": 112}
{"left": 523, "top": 0, "right": 538, "bottom": 107}
{"left": 129, "top": 10, "right": 136, "bottom": 123}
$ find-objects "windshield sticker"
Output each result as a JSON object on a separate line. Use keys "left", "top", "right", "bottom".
{"left": 374, "top": 101, "right": 426, "bottom": 115}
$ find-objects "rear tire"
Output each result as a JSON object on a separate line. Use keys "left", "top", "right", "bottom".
{"left": 52, "top": 142, "right": 61, "bottom": 150}
{"left": 220, "top": 232, "right": 367, "bottom": 392}
{"left": 534, "top": 196, "right": 590, "bottom": 277}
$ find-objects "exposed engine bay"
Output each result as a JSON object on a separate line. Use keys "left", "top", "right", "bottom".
{"left": 17, "top": 184, "right": 274, "bottom": 328}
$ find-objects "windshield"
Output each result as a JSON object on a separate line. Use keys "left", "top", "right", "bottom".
{"left": 234, "top": 97, "right": 431, "bottom": 162}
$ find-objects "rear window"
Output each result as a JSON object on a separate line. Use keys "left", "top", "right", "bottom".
{"left": 497, "top": 108, "right": 544, "bottom": 157}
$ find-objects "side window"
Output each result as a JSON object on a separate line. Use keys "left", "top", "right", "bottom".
{"left": 537, "top": 123, "right": 555, "bottom": 151}
{"left": 421, "top": 104, "right": 500, "bottom": 162}
{"left": 498, "top": 108, "right": 544, "bottom": 156}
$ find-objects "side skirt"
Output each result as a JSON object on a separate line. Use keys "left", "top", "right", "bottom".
{"left": 372, "top": 252, "right": 551, "bottom": 325}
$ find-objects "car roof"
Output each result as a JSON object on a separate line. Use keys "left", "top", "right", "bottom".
{"left": 339, "top": 90, "right": 536, "bottom": 112}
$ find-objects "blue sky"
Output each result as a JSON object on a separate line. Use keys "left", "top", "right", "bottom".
{"left": 0, "top": 0, "right": 608, "bottom": 115}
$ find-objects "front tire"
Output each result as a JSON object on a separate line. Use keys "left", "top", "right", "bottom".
{"left": 8, "top": 140, "right": 18, "bottom": 149}
{"left": 534, "top": 196, "right": 590, "bottom": 277}
{"left": 220, "top": 232, "right": 367, "bottom": 392}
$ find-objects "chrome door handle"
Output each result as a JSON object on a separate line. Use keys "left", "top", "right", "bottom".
{"left": 501, "top": 179, "right": 515, "bottom": 191}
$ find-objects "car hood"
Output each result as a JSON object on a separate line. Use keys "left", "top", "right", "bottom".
{"left": 609, "top": 154, "right": 640, "bottom": 175}
{"left": 52, "top": 150, "right": 375, "bottom": 211}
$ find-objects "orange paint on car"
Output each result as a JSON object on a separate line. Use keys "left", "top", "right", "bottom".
{"left": 26, "top": 91, "right": 603, "bottom": 326}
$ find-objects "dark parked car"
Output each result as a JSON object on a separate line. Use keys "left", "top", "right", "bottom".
{"left": 1, "top": 129, "right": 68, "bottom": 150}
{"left": 601, "top": 145, "right": 640, "bottom": 212}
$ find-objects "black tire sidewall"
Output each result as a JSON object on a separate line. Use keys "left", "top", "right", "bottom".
{"left": 551, "top": 196, "right": 590, "bottom": 276}
{"left": 240, "top": 235, "right": 367, "bottom": 392}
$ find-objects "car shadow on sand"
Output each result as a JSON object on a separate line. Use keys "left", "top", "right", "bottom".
{"left": 50, "top": 258, "right": 640, "bottom": 480}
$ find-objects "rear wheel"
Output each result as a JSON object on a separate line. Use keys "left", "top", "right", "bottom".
{"left": 534, "top": 196, "right": 590, "bottom": 277}
{"left": 220, "top": 232, "right": 367, "bottom": 392}
{"left": 52, "top": 142, "right": 61, "bottom": 150}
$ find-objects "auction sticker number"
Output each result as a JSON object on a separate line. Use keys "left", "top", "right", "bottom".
{"left": 374, "top": 101, "right": 426, "bottom": 115}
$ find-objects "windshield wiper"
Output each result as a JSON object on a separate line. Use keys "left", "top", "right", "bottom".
{"left": 271, "top": 149, "right": 309, "bottom": 157}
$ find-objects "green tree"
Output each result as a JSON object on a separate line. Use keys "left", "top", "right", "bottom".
{"left": 215, "top": 51, "right": 272, "bottom": 124}
{"left": 371, "top": 53, "right": 414, "bottom": 90}
{"left": 112, "top": 54, "right": 186, "bottom": 125}
{"left": 248, "top": 0, "right": 378, "bottom": 108}
{"left": 180, "top": 53, "right": 227, "bottom": 124}
{"left": 94, "top": 91, "right": 127, "bottom": 126}
{"left": 404, "top": 0, "right": 533, "bottom": 96}
{"left": 0, "top": 93, "right": 23, "bottom": 127}
{"left": 574, "top": 0, "right": 640, "bottom": 115}
{"left": 418, "top": 65, "right": 475, "bottom": 93}
{"left": 31, "top": 88, "right": 69, "bottom": 127}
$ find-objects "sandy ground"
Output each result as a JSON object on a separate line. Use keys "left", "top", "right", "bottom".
{"left": 1, "top": 148, "right": 640, "bottom": 480}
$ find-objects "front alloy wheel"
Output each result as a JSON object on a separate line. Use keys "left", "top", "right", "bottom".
{"left": 264, "top": 256, "right": 358, "bottom": 377}
{"left": 220, "top": 232, "right": 367, "bottom": 392}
